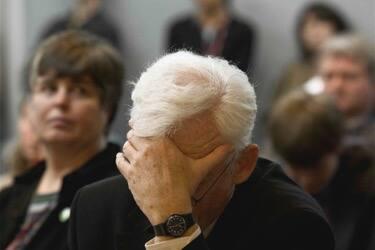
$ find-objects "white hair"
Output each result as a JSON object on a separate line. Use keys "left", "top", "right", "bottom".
{"left": 130, "top": 51, "right": 257, "bottom": 150}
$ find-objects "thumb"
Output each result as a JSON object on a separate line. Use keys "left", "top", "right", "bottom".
{"left": 193, "top": 144, "right": 234, "bottom": 181}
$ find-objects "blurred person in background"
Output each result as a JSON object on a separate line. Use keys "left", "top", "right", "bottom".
{"left": 273, "top": 2, "right": 350, "bottom": 102}
{"left": 166, "top": 0, "right": 255, "bottom": 72}
{"left": 40, "top": 0, "right": 122, "bottom": 51}
{"left": 269, "top": 90, "right": 343, "bottom": 195}
{"left": 319, "top": 34, "right": 374, "bottom": 149}
{"left": 14, "top": 98, "right": 44, "bottom": 173}
{"left": 0, "top": 30, "right": 124, "bottom": 250}
{"left": 0, "top": 97, "right": 45, "bottom": 190}
{"left": 317, "top": 33, "right": 375, "bottom": 250}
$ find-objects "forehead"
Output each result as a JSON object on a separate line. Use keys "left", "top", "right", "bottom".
{"left": 305, "top": 13, "right": 331, "bottom": 24}
{"left": 319, "top": 54, "right": 367, "bottom": 72}
{"left": 34, "top": 72, "right": 97, "bottom": 87}
{"left": 171, "top": 111, "right": 226, "bottom": 159}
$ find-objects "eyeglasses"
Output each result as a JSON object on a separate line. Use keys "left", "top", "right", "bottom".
{"left": 191, "top": 153, "right": 236, "bottom": 205}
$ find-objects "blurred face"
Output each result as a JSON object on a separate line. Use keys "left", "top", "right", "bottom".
{"left": 30, "top": 73, "right": 108, "bottom": 147}
{"left": 195, "top": 0, "right": 225, "bottom": 12}
{"left": 301, "top": 14, "right": 336, "bottom": 53}
{"left": 77, "top": 0, "right": 101, "bottom": 9}
{"left": 74, "top": 0, "right": 101, "bottom": 22}
{"left": 320, "top": 55, "right": 373, "bottom": 117}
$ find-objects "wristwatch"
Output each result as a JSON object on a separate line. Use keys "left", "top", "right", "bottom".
{"left": 153, "top": 213, "right": 195, "bottom": 237}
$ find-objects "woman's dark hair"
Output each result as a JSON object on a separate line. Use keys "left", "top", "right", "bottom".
{"left": 296, "top": 2, "right": 351, "bottom": 60}
{"left": 30, "top": 30, "right": 124, "bottom": 127}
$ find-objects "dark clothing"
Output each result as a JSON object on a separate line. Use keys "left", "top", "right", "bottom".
{"left": 41, "top": 11, "right": 122, "bottom": 51}
{"left": 316, "top": 145, "right": 375, "bottom": 250}
{"left": 342, "top": 112, "right": 375, "bottom": 151}
{"left": 6, "top": 192, "right": 58, "bottom": 249}
{"left": 68, "top": 158, "right": 334, "bottom": 250}
{"left": 167, "top": 15, "right": 255, "bottom": 72}
{"left": 316, "top": 190, "right": 375, "bottom": 250}
{"left": 0, "top": 143, "right": 120, "bottom": 250}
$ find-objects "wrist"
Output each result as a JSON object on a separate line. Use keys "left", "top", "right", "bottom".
{"left": 153, "top": 224, "right": 199, "bottom": 243}
{"left": 149, "top": 204, "right": 192, "bottom": 225}
{"left": 153, "top": 213, "right": 195, "bottom": 237}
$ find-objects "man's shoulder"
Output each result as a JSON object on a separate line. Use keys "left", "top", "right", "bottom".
{"left": 72, "top": 175, "right": 133, "bottom": 222}
{"left": 219, "top": 158, "right": 334, "bottom": 249}
{"left": 169, "top": 15, "right": 196, "bottom": 30}
{"left": 79, "top": 175, "right": 128, "bottom": 200}
{"left": 69, "top": 176, "right": 136, "bottom": 250}
{"left": 242, "top": 158, "right": 327, "bottom": 221}
{"left": 229, "top": 16, "right": 255, "bottom": 35}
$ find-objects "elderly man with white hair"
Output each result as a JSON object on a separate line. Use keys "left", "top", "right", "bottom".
{"left": 68, "top": 51, "right": 334, "bottom": 250}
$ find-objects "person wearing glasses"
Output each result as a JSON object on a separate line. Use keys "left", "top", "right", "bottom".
{"left": 68, "top": 51, "right": 334, "bottom": 250}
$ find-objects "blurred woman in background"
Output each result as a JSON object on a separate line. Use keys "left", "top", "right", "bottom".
{"left": 0, "top": 30, "right": 124, "bottom": 250}
{"left": 273, "top": 2, "right": 350, "bottom": 102}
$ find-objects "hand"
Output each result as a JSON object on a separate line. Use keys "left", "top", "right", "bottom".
{"left": 116, "top": 130, "right": 233, "bottom": 225}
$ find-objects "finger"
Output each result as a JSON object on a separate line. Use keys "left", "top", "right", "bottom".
{"left": 126, "top": 130, "right": 138, "bottom": 150}
{"left": 193, "top": 144, "right": 234, "bottom": 180}
{"left": 128, "top": 119, "right": 134, "bottom": 128}
{"left": 128, "top": 134, "right": 151, "bottom": 150}
{"left": 126, "top": 129, "right": 134, "bottom": 140}
{"left": 116, "top": 152, "right": 132, "bottom": 178}
{"left": 122, "top": 141, "right": 137, "bottom": 163}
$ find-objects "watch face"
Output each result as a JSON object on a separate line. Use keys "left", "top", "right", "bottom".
{"left": 166, "top": 214, "right": 187, "bottom": 237}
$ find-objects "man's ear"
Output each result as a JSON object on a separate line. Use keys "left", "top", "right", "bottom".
{"left": 232, "top": 144, "right": 259, "bottom": 185}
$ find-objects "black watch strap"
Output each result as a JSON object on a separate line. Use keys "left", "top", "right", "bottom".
{"left": 153, "top": 213, "right": 195, "bottom": 237}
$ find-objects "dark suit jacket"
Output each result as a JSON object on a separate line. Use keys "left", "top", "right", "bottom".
{"left": 167, "top": 15, "right": 255, "bottom": 72}
{"left": 68, "top": 158, "right": 335, "bottom": 250}
{"left": 40, "top": 11, "right": 122, "bottom": 51}
{"left": 0, "top": 143, "right": 119, "bottom": 250}
{"left": 315, "top": 148, "right": 375, "bottom": 250}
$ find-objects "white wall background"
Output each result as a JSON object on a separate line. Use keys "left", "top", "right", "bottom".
{"left": 1, "top": 0, "right": 375, "bottom": 162}
{"left": 106, "top": 0, "right": 375, "bottom": 145}
{"left": 1, "top": 0, "right": 27, "bottom": 171}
